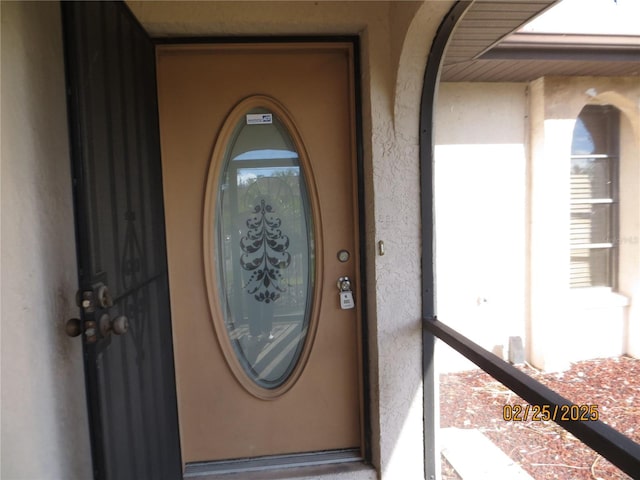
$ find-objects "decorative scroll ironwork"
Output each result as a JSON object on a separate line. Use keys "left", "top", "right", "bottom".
{"left": 239, "top": 199, "right": 291, "bottom": 303}
{"left": 120, "top": 210, "right": 148, "bottom": 364}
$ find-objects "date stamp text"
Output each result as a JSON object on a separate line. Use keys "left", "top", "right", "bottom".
{"left": 503, "top": 404, "right": 599, "bottom": 422}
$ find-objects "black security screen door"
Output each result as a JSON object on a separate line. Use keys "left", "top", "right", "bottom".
{"left": 62, "top": 2, "right": 181, "bottom": 479}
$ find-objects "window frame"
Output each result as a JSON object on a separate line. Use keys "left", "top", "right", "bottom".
{"left": 569, "top": 105, "right": 621, "bottom": 289}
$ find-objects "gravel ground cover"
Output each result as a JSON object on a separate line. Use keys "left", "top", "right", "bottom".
{"left": 440, "top": 356, "right": 640, "bottom": 480}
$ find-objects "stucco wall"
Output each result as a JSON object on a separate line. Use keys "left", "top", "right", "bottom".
{"left": 433, "top": 78, "right": 640, "bottom": 373}
{"left": 1, "top": 2, "right": 93, "bottom": 479}
{"left": 434, "top": 82, "right": 529, "bottom": 372}
{"left": 529, "top": 76, "right": 640, "bottom": 369}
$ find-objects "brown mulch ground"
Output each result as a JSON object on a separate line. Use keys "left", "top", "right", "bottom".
{"left": 440, "top": 356, "right": 640, "bottom": 480}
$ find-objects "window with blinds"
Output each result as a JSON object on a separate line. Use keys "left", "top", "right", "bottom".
{"left": 570, "top": 105, "right": 620, "bottom": 288}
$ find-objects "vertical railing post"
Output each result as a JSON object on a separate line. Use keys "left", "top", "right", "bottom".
{"left": 419, "top": 3, "right": 473, "bottom": 479}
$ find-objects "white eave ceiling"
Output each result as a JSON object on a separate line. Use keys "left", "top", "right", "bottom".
{"left": 442, "top": 0, "right": 640, "bottom": 82}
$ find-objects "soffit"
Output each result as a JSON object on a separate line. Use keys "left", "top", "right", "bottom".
{"left": 442, "top": 0, "right": 640, "bottom": 82}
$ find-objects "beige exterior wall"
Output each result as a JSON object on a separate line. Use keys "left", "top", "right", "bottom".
{"left": 434, "top": 83, "right": 529, "bottom": 372}
{"left": 2, "top": 1, "right": 456, "bottom": 479}
{"left": 1, "top": 2, "right": 93, "bottom": 479}
{"left": 435, "top": 78, "right": 640, "bottom": 373}
{"left": 529, "top": 76, "right": 640, "bottom": 369}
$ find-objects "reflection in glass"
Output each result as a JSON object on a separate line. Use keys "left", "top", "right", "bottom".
{"left": 216, "top": 107, "right": 314, "bottom": 389}
{"left": 570, "top": 158, "right": 612, "bottom": 200}
{"left": 571, "top": 107, "right": 618, "bottom": 156}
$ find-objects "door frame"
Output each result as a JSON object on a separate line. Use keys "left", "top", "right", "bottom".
{"left": 154, "top": 35, "right": 372, "bottom": 468}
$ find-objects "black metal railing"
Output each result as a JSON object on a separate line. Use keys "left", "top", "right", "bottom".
{"left": 424, "top": 316, "right": 640, "bottom": 478}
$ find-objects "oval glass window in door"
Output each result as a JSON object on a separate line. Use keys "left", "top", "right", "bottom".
{"left": 207, "top": 98, "right": 319, "bottom": 396}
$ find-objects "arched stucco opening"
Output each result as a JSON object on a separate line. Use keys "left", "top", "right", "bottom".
{"left": 421, "top": 1, "right": 640, "bottom": 477}
{"left": 409, "top": 2, "right": 473, "bottom": 478}
{"left": 578, "top": 92, "right": 640, "bottom": 359}
{"left": 524, "top": 78, "right": 640, "bottom": 369}
{"left": 393, "top": 1, "right": 455, "bottom": 144}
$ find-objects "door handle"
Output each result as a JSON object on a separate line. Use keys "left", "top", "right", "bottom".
{"left": 65, "top": 284, "right": 127, "bottom": 341}
{"left": 65, "top": 318, "right": 83, "bottom": 337}
{"left": 65, "top": 317, "right": 97, "bottom": 342}
{"left": 99, "top": 314, "right": 129, "bottom": 336}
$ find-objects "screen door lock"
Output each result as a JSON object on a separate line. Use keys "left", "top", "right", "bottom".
{"left": 337, "top": 276, "right": 355, "bottom": 310}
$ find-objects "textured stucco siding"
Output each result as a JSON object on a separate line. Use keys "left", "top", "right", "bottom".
{"left": 435, "top": 79, "right": 640, "bottom": 372}
{"left": 1, "top": 2, "right": 92, "bottom": 479}
{"left": 529, "top": 77, "right": 640, "bottom": 369}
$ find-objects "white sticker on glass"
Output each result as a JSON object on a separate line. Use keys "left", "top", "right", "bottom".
{"left": 246, "top": 113, "right": 273, "bottom": 125}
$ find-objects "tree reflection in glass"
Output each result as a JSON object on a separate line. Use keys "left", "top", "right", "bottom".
{"left": 216, "top": 108, "right": 314, "bottom": 389}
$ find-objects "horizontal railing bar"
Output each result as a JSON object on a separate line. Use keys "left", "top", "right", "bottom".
{"left": 424, "top": 316, "right": 640, "bottom": 477}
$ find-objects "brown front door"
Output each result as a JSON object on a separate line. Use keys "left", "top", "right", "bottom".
{"left": 156, "top": 43, "right": 363, "bottom": 466}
